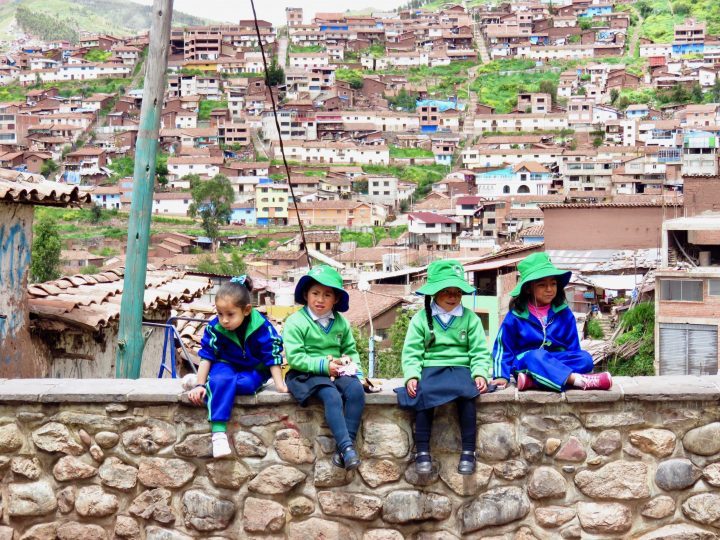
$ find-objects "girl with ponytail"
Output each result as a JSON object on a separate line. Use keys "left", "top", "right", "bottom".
{"left": 395, "top": 260, "right": 491, "bottom": 475}
{"left": 186, "top": 275, "right": 286, "bottom": 458}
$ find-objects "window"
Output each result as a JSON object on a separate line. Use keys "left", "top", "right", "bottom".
{"left": 660, "top": 279, "right": 702, "bottom": 302}
{"left": 709, "top": 279, "right": 720, "bottom": 296}
{"left": 659, "top": 323, "right": 718, "bottom": 375}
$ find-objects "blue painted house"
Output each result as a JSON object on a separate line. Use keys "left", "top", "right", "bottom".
{"left": 582, "top": 5, "right": 612, "bottom": 17}
{"left": 231, "top": 202, "right": 256, "bottom": 226}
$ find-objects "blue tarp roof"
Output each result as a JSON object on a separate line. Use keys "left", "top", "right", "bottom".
{"left": 416, "top": 99, "right": 466, "bottom": 112}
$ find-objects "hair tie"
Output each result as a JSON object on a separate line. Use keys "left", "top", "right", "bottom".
{"left": 231, "top": 275, "right": 247, "bottom": 286}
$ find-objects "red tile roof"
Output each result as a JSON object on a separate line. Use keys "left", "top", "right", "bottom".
{"left": 408, "top": 212, "right": 460, "bottom": 224}
{"left": 28, "top": 269, "right": 211, "bottom": 331}
{"left": 0, "top": 168, "right": 90, "bottom": 207}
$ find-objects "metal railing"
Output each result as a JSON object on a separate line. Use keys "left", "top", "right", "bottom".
{"left": 142, "top": 316, "right": 209, "bottom": 378}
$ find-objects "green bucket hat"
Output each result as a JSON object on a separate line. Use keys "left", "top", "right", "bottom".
{"left": 510, "top": 252, "right": 571, "bottom": 297}
{"left": 294, "top": 265, "right": 350, "bottom": 312}
{"left": 416, "top": 259, "right": 475, "bottom": 296}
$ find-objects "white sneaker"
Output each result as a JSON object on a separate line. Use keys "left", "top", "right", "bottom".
{"left": 212, "top": 432, "right": 231, "bottom": 458}
{"left": 181, "top": 373, "right": 197, "bottom": 391}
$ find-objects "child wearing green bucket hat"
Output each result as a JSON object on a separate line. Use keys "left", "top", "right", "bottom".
{"left": 283, "top": 265, "right": 365, "bottom": 470}
{"left": 395, "top": 259, "right": 492, "bottom": 475}
{"left": 491, "top": 252, "right": 612, "bottom": 392}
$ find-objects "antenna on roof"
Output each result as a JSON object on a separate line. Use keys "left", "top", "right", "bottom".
{"left": 249, "top": 0, "right": 312, "bottom": 269}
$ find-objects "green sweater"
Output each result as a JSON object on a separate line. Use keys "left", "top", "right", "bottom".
{"left": 283, "top": 307, "right": 360, "bottom": 376}
{"left": 401, "top": 307, "right": 492, "bottom": 384}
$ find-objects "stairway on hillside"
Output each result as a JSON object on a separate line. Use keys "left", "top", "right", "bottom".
{"left": 593, "top": 315, "right": 614, "bottom": 339}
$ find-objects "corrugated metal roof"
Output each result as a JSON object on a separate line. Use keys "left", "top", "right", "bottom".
{"left": 0, "top": 168, "right": 91, "bottom": 206}
{"left": 28, "top": 269, "right": 211, "bottom": 331}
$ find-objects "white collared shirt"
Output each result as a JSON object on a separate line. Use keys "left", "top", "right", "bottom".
{"left": 307, "top": 306, "right": 335, "bottom": 329}
{"left": 430, "top": 301, "right": 463, "bottom": 325}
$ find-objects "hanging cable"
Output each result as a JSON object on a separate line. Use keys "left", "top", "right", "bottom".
{"left": 250, "top": 0, "right": 312, "bottom": 268}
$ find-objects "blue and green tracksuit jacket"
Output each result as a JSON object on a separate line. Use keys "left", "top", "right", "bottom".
{"left": 199, "top": 309, "right": 283, "bottom": 421}
{"left": 492, "top": 303, "right": 592, "bottom": 390}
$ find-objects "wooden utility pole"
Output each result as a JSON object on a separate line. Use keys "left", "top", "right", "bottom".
{"left": 116, "top": 0, "right": 174, "bottom": 378}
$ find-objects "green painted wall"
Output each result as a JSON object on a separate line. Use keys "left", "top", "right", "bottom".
{"left": 463, "top": 295, "right": 500, "bottom": 345}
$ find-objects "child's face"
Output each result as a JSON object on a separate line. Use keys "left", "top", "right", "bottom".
{"left": 216, "top": 297, "right": 252, "bottom": 332}
{"left": 434, "top": 287, "right": 463, "bottom": 312}
{"left": 530, "top": 277, "right": 558, "bottom": 307}
{"left": 304, "top": 283, "right": 338, "bottom": 317}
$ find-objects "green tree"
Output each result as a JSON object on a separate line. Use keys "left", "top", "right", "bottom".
{"left": 712, "top": 78, "right": 720, "bottom": 103}
{"left": 353, "top": 308, "right": 412, "bottom": 379}
{"left": 41, "top": 158, "right": 58, "bottom": 179}
{"left": 90, "top": 203, "right": 103, "bottom": 224}
{"left": 31, "top": 216, "right": 62, "bottom": 283}
{"left": 389, "top": 89, "right": 418, "bottom": 111}
{"left": 670, "top": 84, "right": 688, "bottom": 104}
{"left": 188, "top": 174, "right": 235, "bottom": 249}
{"left": 538, "top": 80, "right": 558, "bottom": 105}
{"left": 156, "top": 153, "right": 169, "bottom": 186}
{"left": 266, "top": 60, "right": 285, "bottom": 87}
{"left": 197, "top": 251, "right": 246, "bottom": 275}
{"left": 690, "top": 83, "right": 704, "bottom": 104}
{"left": 579, "top": 18, "right": 592, "bottom": 30}
{"left": 374, "top": 307, "right": 413, "bottom": 378}
{"left": 336, "top": 68, "right": 364, "bottom": 89}
{"left": 84, "top": 49, "right": 112, "bottom": 62}
{"left": 610, "top": 88, "right": 620, "bottom": 105}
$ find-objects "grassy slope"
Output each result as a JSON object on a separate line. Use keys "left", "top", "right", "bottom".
{"left": 639, "top": 0, "right": 720, "bottom": 42}
{"left": 0, "top": 0, "right": 215, "bottom": 41}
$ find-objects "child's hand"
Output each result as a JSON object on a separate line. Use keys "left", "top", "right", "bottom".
{"left": 475, "top": 377, "right": 488, "bottom": 393}
{"left": 188, "top": 385, "right": 206, "bottom": 406}
{"left": 406, "top": 378, "right": 418, "bottom": 398}
{"left": 491, "top": 378, "right": 508, "bottom": 389}
{"left": 329, "top": 360, "right": 342, "bottom": 378}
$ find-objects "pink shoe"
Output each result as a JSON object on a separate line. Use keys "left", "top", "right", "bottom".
{"left": 516, "top": 372, "right": 537, "bottom": 391}
{"left": 580, "top": 372, "right": 612, "bottom": 390}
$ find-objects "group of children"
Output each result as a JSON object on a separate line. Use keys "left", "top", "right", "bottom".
{"left": 186, "top": 253, "right": 612, "bottom": 473}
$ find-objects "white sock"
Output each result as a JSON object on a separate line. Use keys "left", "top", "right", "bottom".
{"left": 572, "top": 375, "right": 587, "bottom": 388}
{"left": 212, "top": 432, "right": 231, "bottom": 458}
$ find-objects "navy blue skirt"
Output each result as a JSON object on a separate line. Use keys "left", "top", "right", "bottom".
{"left": 394, "top": 366, "right": 479, "bottom": 411}
{"left": 286, "top": 369, "right": 338, "bottom": 406}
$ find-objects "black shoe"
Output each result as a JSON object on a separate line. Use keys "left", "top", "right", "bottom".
{"left": 415, "top": 451, "right": 432, "bottom": 474}
{"left": 331, "top": 450, "right": 344, "bottom": 468}
{"left": 457, "top": 451, "right": 476, "bottom": 475}
{"left": 341, "top": 445, "right": 361, "bottom": 470}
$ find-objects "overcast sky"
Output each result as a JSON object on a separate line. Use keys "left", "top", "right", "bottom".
{"left": 130, "top": 0, "right": 408, "bottom": 26}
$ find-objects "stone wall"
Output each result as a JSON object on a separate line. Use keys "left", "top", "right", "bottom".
{"left": 1, "top": 376, "right": 720, "bottom": 539}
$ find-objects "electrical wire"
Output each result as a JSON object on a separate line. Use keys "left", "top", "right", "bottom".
{"left": 249, "top": 0, "right": 312, "bottom": 268}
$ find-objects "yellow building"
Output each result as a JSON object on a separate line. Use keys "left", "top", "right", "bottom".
{"left": 255, "top": 182, "right": 289, "bottom": 226}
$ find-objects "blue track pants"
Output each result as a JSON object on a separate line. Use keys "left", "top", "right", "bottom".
{"left": 206, "top": 362, "right": 265, "bottom": 422}
{"left": 513, "top": 349, "right": 593, "bottom": 391}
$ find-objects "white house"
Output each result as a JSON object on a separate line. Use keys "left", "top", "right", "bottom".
{"left": 475, "top": 161, "right": 553, "bottom": 197}
{"left": 152, "top": 192, "right": 192, "bottom": 215}
{"left": 91, "top": 186, "right": 123, "bottom": 210}
{"left": 407, "top": 212, "right": 461, "bottom": 250}
{"left": 367, "top": 175, "right": 415, "bottom": 207}
{"left": 289, "top": 53, "right": 330, "bottom": 69}
{"left": 278, "top": 142, "right": 390, "bottom": 165}
{"left": 472, "top": 113, "right": 568, "bottom": 134}
{"left": 167, "top": 156, "right": 224, "bottom": 179}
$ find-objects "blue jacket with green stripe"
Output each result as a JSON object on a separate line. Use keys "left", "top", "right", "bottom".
{"left": 492, "top": 303, "right": 581, "bottom": 380}
{"left": 198, "top": 309, "right": 283, "bottom": 373}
